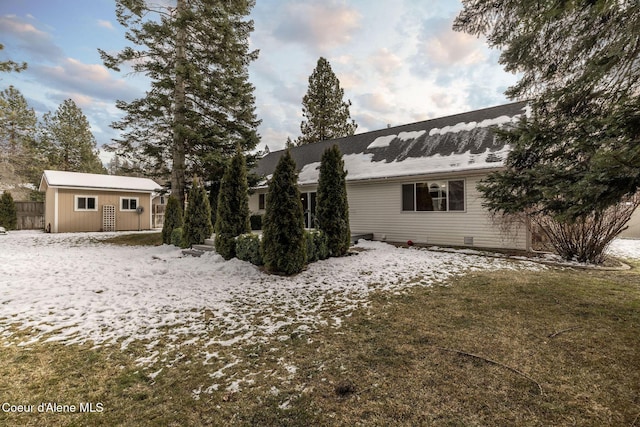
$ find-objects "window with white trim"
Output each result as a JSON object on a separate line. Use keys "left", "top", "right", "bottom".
{"left": 75, "top": 196, "right": 97, "bottom": 211}
{"left": 120, "top": 197, "right": 139, "bottom": 211}
{"left": 402, "top": 180, "right": 465, "bottom": 212}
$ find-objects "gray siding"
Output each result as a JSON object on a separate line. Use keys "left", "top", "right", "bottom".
{"left": 249, "top": 174, "right": 529, "bottom": 250}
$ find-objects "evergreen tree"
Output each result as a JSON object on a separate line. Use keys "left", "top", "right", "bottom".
{"left": 0, "top": 44, "right": 27, "bottom": 74}
{"left": 454, "top": 0, "right": 640, "bottom": 219}
{"left": 100, "top": 0, "right": 261, "bottom": 207}
{"left": 182, "top": 179, "right": 213, "bottom": 248}
{"left": 0, "top": 86, "right": 42, "bottom": 200}
{"left": 40, "top": 99, "right": 105, "bottom": 174}
{"left": 215, "top": 149, "right": 250, "bottom": 260}
{"left": 297, "top": 57, "right": 357, "bottom": 145}
{"left": 261, "top": 150, "right": 306, "bottom": 275}
{"left": 316, "top": 145, "right": 350, "bottom": 256}
{"left": 455, "top": 0, "right": 640, "bottom": 263}
{"left": 162, "top": 195, "right": 183, "bottom": 245}
{"left": 0, "top": 191, "right": 17, "bottom": 230}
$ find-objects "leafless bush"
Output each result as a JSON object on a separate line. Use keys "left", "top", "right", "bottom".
{"left": 531, "top": 194, "right": 640, "bottom": 264}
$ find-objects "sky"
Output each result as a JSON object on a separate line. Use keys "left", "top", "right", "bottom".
{"left": 0, "top": 0, "right": 519, "bottom": 163}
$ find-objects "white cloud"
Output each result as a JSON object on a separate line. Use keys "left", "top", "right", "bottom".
{"left": 273, "top": 1, "right": 361, "bottom": 52}
{"left": 97, "top": 19, "right": 114, "bottom": 30}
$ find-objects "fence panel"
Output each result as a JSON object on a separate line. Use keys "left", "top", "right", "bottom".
{"left": 15, "top": 201, "right": 45, "bottom": 230}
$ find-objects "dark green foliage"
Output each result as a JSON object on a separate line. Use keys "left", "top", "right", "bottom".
{"left": 40, "top": 99, "right": 106, "bottom": 174}
{"left": 454, "top": 0, "right": 640, "bottom": 263}
{"left": 0, "top": 192, "right": 17, "bottom": 230}
{"left": 455, "top": 1, "right": 640, "bottom": 218}
{"left": 215, "top": 150, "right": 251, "bottom": 260}
{"left": 170, "top": 227, "right": 185, "bottom": 248}
{"left": 182, "top": 180, "right": 213, "bottom": 248}
{"left": 162, "top": 196, "right": 183, "bottom": 245}
{"left": 261, "top": 150, "right": 306, "bottom": 275}
{"left": 235, "top": 233, "right": 263, "bottom": 266}
{"left": 316, "top": 145, "right": 350, "bottom": 257}
{"left": 101, "top": 0, "right": 260, "bottom": 204}
{"left": 297, "top": 57, "right": 357, "bottom": 145}
{"left": 305, "top": 230, "right": 329, "bottom": 263}
{"left": 250, "top": 214, "right": 262, "bottom": 231}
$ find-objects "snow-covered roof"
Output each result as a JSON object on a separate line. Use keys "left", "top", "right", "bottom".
{"left": 39, "top": 170, "right": 162, "bottom": 193}
{"left": 254, "top": 101, "right": 528, "bottom": 185}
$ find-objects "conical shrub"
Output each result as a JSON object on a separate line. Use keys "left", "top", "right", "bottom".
{"left": 317, "top": 144, "right": 350, "bottom": 256}
{"left": 261, "top": 149, "right": 306, "bottom": 275}
{"left": 215, "top": 150, "right": 251, "bottom": 260}
{"left": 162, "top": 195, "right": 183, "bottom": 245}
{"left": 183, "top": 179, "right": 213, "bottom": 248}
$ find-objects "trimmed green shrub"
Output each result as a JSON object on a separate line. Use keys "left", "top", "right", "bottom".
{"left": 162, "top": 195, "right": 183, "bottom": 244}
{"left": 250, "top": 214, "right": 262, "bottom": 231}
{"left": 305, "top": 230, "right": 330, "bottom": 263}
{"left": 0, "top": 191, "right": 17, "bottom": 230}
{"left": 170, "top": 227, "right": 184, "bottom": 247}
{"left": 235, "top": 233, "right": 263, "bottom": 265}
{"left": 262, "top": 149, "right": 307, "bottom": 275}
{"left": 215, "top": 150, "right": 251, "bottom": 260}
{"left": 183, "top": 180, "right": 213, "bottom": 248}
{"left": 317, "top": 144, "right": 351, "bottom": 257}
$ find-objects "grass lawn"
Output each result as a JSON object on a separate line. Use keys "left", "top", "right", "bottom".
{"left": 1, "top": 259, "right": 639, "bottom": 425}
{"left": 100, "top": 232, "right": 163, "bottom": 247}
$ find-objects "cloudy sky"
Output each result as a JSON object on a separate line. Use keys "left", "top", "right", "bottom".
{"left": 0, "top": 0, "right": 519, "bottom": 161}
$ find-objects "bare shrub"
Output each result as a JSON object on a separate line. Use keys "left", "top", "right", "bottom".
{"left": 533, "top": 194, "right": 640, "bottom": 263}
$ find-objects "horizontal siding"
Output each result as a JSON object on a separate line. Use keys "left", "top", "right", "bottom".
{"left": 348, "top": 176, "right": 528, "bottom": 250}
{"left": 620, "top": 208, "right": 640, "bottom": 238}
{"left": 55, "top": 189, "right": 152, "bottom": 233}
{"left": 249, "top": 175, "right": 528, "bottom": 250}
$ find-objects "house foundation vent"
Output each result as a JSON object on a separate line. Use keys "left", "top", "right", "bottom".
{"left": 103, "top": 205, "right": 116, "bottom": 232}
{"left": 464, "top": 236, "right": 474, "bottom": 246}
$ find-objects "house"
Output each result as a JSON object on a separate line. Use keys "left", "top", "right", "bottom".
{"left": 250, "top": 101, "right": 532, "bottom": 250}
{"left": 39, "top": 170, "right": 163, "bottom": 233}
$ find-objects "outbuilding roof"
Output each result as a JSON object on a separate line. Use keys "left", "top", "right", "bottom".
{"left": 254, "top": 101, "right": 528, "bottom": 185}
{"left": 39, "top": 170, "right": 162, "bottom": 193}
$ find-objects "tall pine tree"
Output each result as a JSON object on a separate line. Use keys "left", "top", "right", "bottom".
{"left": 0, "top": 86, "right": 42, "bottom": 200}
{"left": 100, "top": 0, "right": 261, "bottom": 206}
{"left": 297, "top": 57, "right": 357, "bottom": 145}
{"left": 316, "top": 145, "right": 350, "bottom": 256}
{"left": 261, "top": 150, "right": 306, "bottom": 275}
{"left": 39, "top": 99, "right": 105, "bottom": 174}
{"left": 455, "top": 0, "right": 640, "bottom": 263}
{"left": 215, "top": 148, "right": 250, "bottom": 260}
{"left": 182, "top": 179, "right": 213, "bottom": 248}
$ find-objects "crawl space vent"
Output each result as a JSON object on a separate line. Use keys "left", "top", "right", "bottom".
{"left": 464, "top": 236, "right": 474, "bottom": 246}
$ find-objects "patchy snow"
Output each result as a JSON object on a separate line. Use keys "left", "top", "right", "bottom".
{"left": 428, "top": 115, "right": 520, "bottom": 136}
{"left": 6, "top": 229, "right": 608, "bottom": 396}
{"left": 0, "top": 231, "right": 547, "bottom": 355}
{"left": 608, "top": 239, "right": 640, "bottom": 259}
{"left": 298, "top": 146, "right": 509, "bottom": 185}
{"left": 367, "top": 130, "right": 427, "bottom": 150}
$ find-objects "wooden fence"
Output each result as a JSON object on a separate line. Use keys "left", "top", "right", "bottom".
{"left": 15, "top": 201, "right": 45, "bottom": 230}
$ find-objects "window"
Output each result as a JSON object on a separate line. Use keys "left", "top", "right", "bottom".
{"left": 75, "top": 196, "right": 97, "bottom": 211}
{"left": 402, "top": 180, "right": 465, "bottom": 212}
{"left": 258, "top": 193, "right": 265, "bottom": 210}
{"left": 120, "top": 197, "right": 139, "bottom": 211}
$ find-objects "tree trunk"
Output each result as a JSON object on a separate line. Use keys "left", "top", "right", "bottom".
{"left": 171, "top": 0, "right": 187, "bottom": 208}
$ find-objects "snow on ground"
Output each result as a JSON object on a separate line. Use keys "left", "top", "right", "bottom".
{"left": 2, "top": 231, "right": 638, "bottom": 392}
{"left": 607, "top": 238, "right": 640, "bottom": 260}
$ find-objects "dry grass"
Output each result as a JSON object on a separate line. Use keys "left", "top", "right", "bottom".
{"left": 1, "top": 265, "right": 639, "bottom": 426}
{"left": 100, "top": 232, "right": 163, "bottom": 247}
